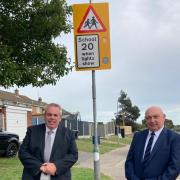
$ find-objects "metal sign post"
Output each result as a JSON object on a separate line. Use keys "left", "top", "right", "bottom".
{"left": 89, "top": 0, "right": 100, "bottom": 177}
{"left": 73, "top": 1, "right": 111, "bottom": 179}
{"left": 92, "top": 70, "right": 100, "bottom": 180}
{"left": 89, "top": 1, "right": 100, "bottom": 179}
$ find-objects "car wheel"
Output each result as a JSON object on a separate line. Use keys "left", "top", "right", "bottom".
{"left": 6, "top": 142, "right": 18, "bottom": 157}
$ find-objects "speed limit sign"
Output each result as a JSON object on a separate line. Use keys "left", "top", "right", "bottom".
{"left": 76, "top": 34, "right": 99, "bottom": 68}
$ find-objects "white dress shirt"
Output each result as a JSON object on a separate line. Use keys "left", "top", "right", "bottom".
{"left": 40, "top": 127, "right": 57, "bottom": 180}
{"left": 143, "top": 126, "right": 164, "bottom": 158}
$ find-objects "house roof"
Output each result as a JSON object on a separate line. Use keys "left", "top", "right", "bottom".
{"left": 0, "top": 89, "right": 46, "bottom": 107}
{"left": 0, "top": 89, "right": 72, "bottom": 115}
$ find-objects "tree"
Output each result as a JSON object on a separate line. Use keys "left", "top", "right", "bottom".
{"left": 173, "top": 125, "right": 180, "bottom": 132}
{"left": 0, "top": 0, "right": 72, "bottom": 88}
{"left": 116, "top": 90, "right": 140, "bottom": 129}
{"left": 165, "top": 119, "right": 174, "bottom": 129}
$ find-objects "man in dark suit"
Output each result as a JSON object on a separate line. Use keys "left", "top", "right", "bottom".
{"left": 125, "top": 106, "right": 180, "bottom": 180}
{"left": 19, "top": 103, "right": 78, "bottom": 180}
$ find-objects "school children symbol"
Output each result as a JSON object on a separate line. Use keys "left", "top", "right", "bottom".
{"left": 78, "top": 5, "right": 106, "bottom": 33}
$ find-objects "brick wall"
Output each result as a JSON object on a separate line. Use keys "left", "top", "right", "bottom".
{"left": 27, "top": 111, "right": 32, "bottom": 127}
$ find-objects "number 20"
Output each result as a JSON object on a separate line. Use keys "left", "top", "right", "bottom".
{"left": 82, "top": 43, "right": 94, "bottom": 50}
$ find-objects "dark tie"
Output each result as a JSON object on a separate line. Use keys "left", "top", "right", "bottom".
{"left": 44, "top": 130, "right": 53, "bottom": 162}
{"left": 143, "top": 132, "right": 155, "bottom": 168}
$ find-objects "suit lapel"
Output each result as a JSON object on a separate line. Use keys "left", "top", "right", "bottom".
{"left": 149, "top": 128, "right": 166, "bottom": 161}
{"left": 39, "top": 124, "right": 46, "bottom": 161}
{"left": 140, "top": 130, "right": 149, "bottom": 161}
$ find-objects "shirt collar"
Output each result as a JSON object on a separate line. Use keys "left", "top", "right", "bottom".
{"left": 148, "top": 126, "right": 164, "bottom": 137}
{"left": 45, "top": 126, "right": 57, "bottom": 134}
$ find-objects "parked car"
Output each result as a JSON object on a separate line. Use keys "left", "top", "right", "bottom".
{"left": 0, "top": 130, "right": 20, "bottom": 157}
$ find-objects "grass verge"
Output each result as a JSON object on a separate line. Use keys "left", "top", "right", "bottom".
{"left": 0, "top": 157, "right": 111, "bottom": 180}
{"left": 77, "top": 136, "right": 131, "bottom": 154}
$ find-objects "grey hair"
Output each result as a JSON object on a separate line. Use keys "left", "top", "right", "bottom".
{"left": 44, "top": 103, "right": 62, "bottom": 116}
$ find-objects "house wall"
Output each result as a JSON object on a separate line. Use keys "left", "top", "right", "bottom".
{"left": 3, "top": 108, "right": 6, "bottom": 130}
{"left": 32, "top": 115, "right": 45, "bottom": 125}
{"left": 0, "top": 113, "right": 4, "bottom": 130}
{"left": 0, "top": 108, "right": 6, "bottom": 130}
{"left": 62, "top": 119, "right": 78, "bottom": 130}
{"left": 27, "top": 111, "right": 32, "bottom": 127}
{"left": 32, "top": 106, "right": 44, "bottom": 115}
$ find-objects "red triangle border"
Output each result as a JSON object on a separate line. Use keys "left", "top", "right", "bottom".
{"left": 77, "top": 5, "right": 106, "bottom": 33}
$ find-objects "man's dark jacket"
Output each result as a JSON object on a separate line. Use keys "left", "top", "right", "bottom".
{"left": 125, "top": 128, "right": 180, "bottom": 180}
{"left": 19, "top": 123, "right": 78, "bottom": 180}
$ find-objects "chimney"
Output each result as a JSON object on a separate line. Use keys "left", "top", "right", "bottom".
{"left": 15, "top": 89, "right": 19, "bottom": 96}
{"left": 38, "top": 97, "right": 42, "bottom": 102}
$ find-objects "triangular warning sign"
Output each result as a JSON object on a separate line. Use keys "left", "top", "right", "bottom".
{"left": 77, "top": 5, "right": 106, "bottom": 33}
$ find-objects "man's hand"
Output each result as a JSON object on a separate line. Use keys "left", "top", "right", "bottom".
{"left": 40, "top": 164, "right": 46, "bottom": 173}
{"left": 40, "top": 163, "right": 57, "bottom": 176}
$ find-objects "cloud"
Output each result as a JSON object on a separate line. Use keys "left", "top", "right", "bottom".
{"left": 4, "top": 0, "right": 180, "bottom": 125}
{"left": 60, "top": 0, "right": 180, "bottom": 124}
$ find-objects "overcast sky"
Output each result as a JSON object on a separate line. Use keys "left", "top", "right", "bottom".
{"left": 5, "top": 0, "right": 180, "bottom": 125}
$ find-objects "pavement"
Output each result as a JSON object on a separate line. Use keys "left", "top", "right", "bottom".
{"left": 77, "top": 145, "right": 180, "bottom": 180}
{"left": 77, "top": 145, "right": 129, "bottom": 180}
